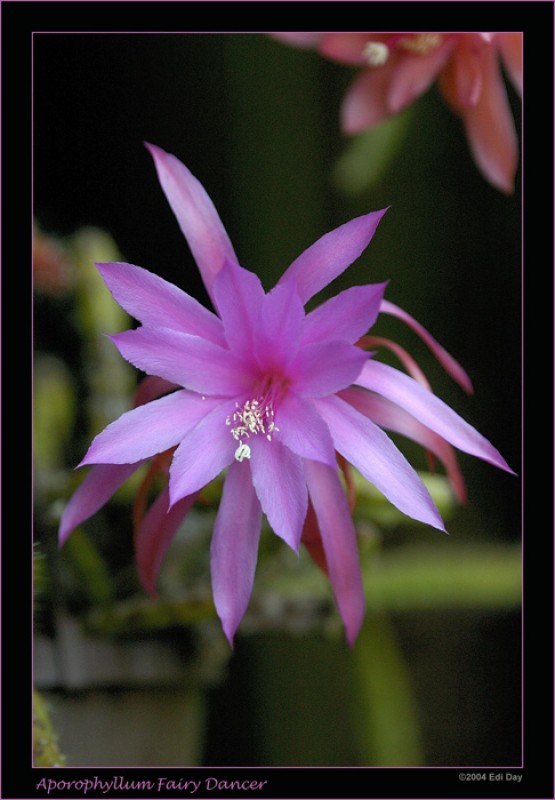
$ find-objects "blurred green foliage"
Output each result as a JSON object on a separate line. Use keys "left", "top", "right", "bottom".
{"left": 33, "top": 692, "right": 66, "bottom": 768}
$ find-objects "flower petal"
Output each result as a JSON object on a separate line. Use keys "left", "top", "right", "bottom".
{"left": 314, "top": 395, "right": 446, "bottom": 531}
{"left": 440, "top": 34, "right": 486, "bottom": 109}
{"left": 320, "top": 33, "right": 379, "bottom": 65}
{"left": 278, "top": 209, "right": 388, "bottom": 304}
{"left": 291, "top": 340, "right": 368, "bottom": 397}
{"left": 211, "top": 461, "right": 262, "bottom": 645}
{"left": 59, "top": 463, "right": 140, "bottom": 545}
{"left": 271, "top": 32, "right": 323, "bottom": 48}
{"left": 146, "top": 143, "right": 238, "bottom": 303}
{"left": 380, "top": 299, "right": 473, "bottom": 393}
{"left": 498, "top": 33, "right": 522, "bottom": 97}
{"left": 341, "top": 387, "right": 467, "bottom": 503}
{"left": 212, "top": 258, "right": 266, "bottom": 355}
{"left": 356, "top": 360, "right": 515, "bottom": 473}
{"left": 79, "top": 390, "right": 221, "bottom": 466}
{"left": 135, "top": 487, "right": 197, "bottom": 595}
{"left": 341, "top": 62, "right": 403, "bottom": 131}
{"left": 275, "top": 392, "right": 336, "bottom": 467}
{"left": 110, "top": 326, "right": 255, "bottom": 396}
{"left": 461, "top": 46, "right": 519, "bottom": 193}
{"left": 301, "top": 502, "right": 329, "bottom": 574}
{"left": 386, "top": 43, "right": 452, "bottom": 115}
{"left": 169, "top": 400, "right": 238, "bottom": 504}
{"left": 96, "top": 261, "right": 226, "bottom": 346}
{"left": 361, "top": 335, "right": 431, "bottom": 389}
{"left": 304, "top": 459, "right": 365, "bottom": 646}
{"left": 254, "top": 278, "right": 305, "bottom": 370}
{"left": 249, "top": 437, "right": 307, "bottom": 551}
{"left": 302, "top": 282, "right": 387, "bottom": 345}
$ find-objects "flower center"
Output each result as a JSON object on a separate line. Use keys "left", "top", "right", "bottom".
{"left": 363, "top": 33, "right": 443, "bottom": 66}
{"left": 226, "top": 397, "right": 280, "bottom": 462}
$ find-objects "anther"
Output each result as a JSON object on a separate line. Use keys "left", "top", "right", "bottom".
{"left": 234, "top": 442, "right": 251, "bottom": 462}
{"left": 362, "top": 41, "right": 390, "bottom": 66}
{"left": 398, "top": 33, "right": 443, "bottom": 55}
{"left": 229, "top": 397, "right": 280, "bottom": 461}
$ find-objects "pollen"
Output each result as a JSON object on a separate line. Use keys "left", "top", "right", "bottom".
{"left": 227, "top": 398, "right": 280, "bottom": 461}
{"left": 398, "top": 33, "right": 443, "bottom": 55}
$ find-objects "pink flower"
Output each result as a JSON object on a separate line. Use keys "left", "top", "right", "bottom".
{"left": 273, "top": 32, "right": 522, "bottom": 193}
{"left": 59, "top": 144, "right": 513, "bottom": 645}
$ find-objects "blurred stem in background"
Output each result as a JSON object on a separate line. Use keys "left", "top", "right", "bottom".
{"left": 350, "top": 615, "right": 424, "bottom": 766}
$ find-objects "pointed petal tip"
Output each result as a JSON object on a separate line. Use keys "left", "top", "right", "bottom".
{"left": 479, "top": 443, "right": 517, "bottom": 476}
{"left": 432, "top": 517, "right": 448, "bottom": 535}
{"left": 144, "top": 140, "right": 176, "bottom": 173}
{"left": 58, "top": 511, "right": 86, "bottom": 548}
{"left": 167, "top": 484, "right": 182, "bottom": 511}
{"left": 378, "top": 300, "right": 474, "bottom": 394}
{"left": 139, "top": 578, "right": 159, "bottom": 599}
{"left": 502, "top": 181, "right": 515, "bottom": 196}
{"left": 222, "top": 622, "right": 236, "bottom": 649}
{"left": 345, "top": 611, "right": 364, "bottom": 648}
{"left": 421, "top": 506, "right": 447, "bottom": 534}
{"left": 479, "top": 164, "right": 514, "bottom": 195}
{"left": 343, "top": 118, "right": 366, "bottom": 137}
{"left": 346, "top": 628, "right": 359, "bottom": 649}
{"left": 136, "top": 535, "right": 162, "bottom": 596}
{"left": 57, "top": 519, "right": 73, "bottom": 548}
{"left": 144, "top": 141, "right": 167, "bottom": 168}
{"left": 281, "top": 206, "right": 391, "bottom": 304}
{"left": 143, "top": 141, "right": 239, "bottom": 305}
{"left": 144, "top": 140, "right": 160, "bottom": 157}
{"left": 497, "top": 459, "right": 518, "bottom": 477}
{"left": 361, "top": 205, "right": 390, "bottom": 238}
{"left": 372, "top": 206, "right": 390, "bottom": 223}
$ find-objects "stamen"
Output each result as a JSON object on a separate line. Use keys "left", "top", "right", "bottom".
{"left": 228, "top": 397, "right": 280, "bottom": 461}
{"left": 362, "top": 41, "right": 390, "bottom": 66}
{"left": 398, "top": 33, "right": 443, "bottom": 55}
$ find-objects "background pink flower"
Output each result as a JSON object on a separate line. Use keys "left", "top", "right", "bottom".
{"left": 273, "top": 32, "right": 522, "bottom": 193}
